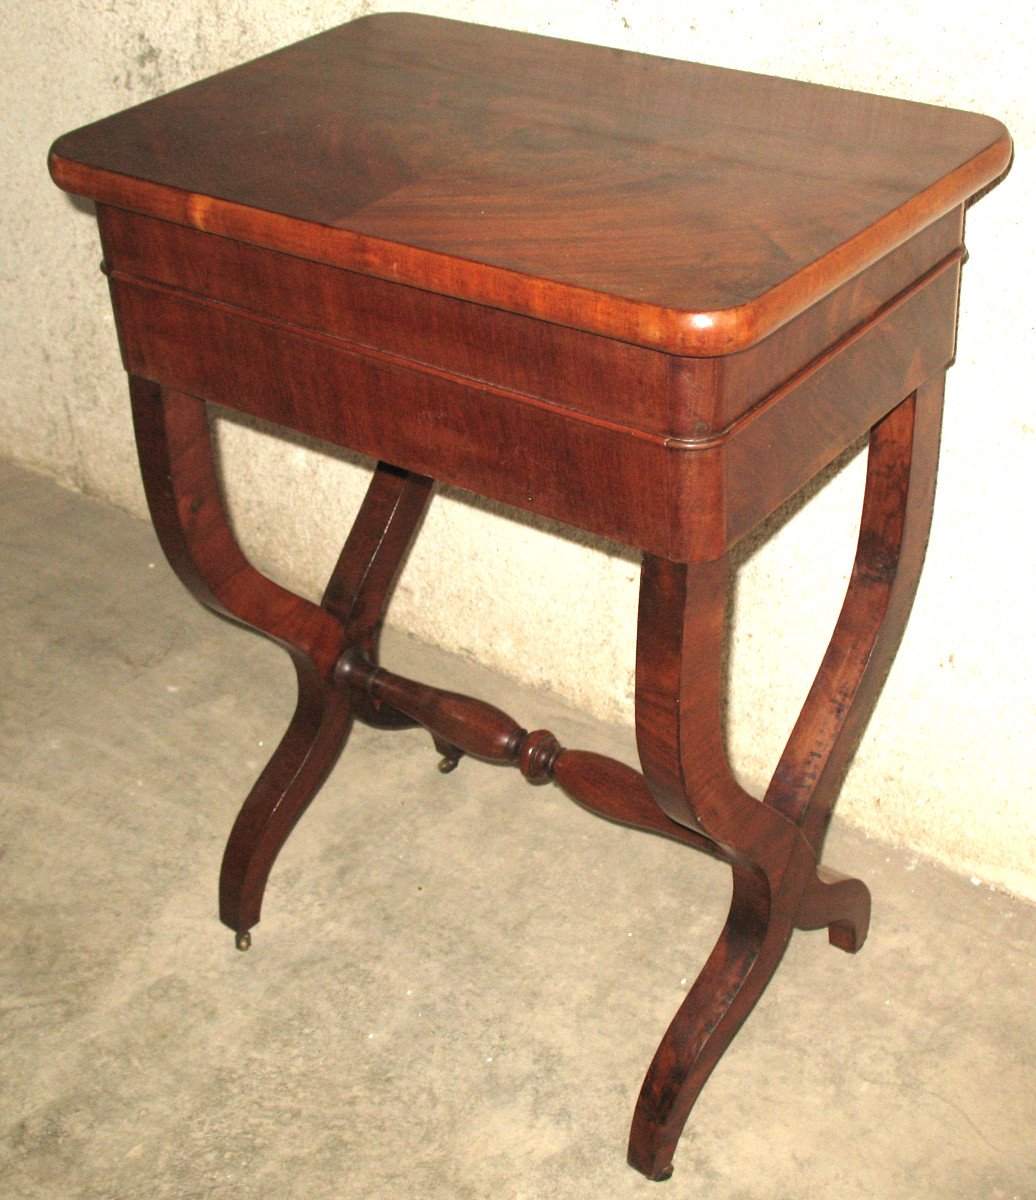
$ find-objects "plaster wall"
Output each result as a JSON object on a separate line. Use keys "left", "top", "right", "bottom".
{"left": 3, "top": 0, "right": 1033, "bottom": 899}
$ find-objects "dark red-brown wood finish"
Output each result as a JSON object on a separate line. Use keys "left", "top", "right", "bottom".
{"left": 50, "top": 13, "right": 1009, "bottom": 1183}
{"left": 50, "top": 13, "right": 1008, "bottom": 355}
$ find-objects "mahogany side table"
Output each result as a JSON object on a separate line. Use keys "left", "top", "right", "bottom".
{"left": 49, "top": 14, "right": 1011, "bottom": 1182}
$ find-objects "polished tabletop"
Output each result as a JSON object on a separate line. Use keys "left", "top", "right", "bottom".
{"left": 49, "top": 13, "right": 1011, "bottom": 354}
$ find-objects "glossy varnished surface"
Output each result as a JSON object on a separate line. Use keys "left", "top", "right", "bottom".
{"left": 48, "top": 13, "right": 1012, "bottom": 1183}
{"left": 100, "top": 198, "right": 960, "bottom": 561}
{"left": 49, "top": 13, "right": 1010, "bottom": 353}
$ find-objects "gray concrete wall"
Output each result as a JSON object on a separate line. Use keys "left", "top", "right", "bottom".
{"left": 4, "top": 0, "right": 1033, "bottom": 899}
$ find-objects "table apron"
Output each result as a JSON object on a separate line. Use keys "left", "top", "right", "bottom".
{"left": 108, "top": 258, "right": 959, "bottom": 562}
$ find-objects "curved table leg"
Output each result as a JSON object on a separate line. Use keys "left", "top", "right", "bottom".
{"left": 129, "top": 378, "right": 432, "bottom": 942}
{"left": 628, "top": 378, "right": 944, "bottom": 1179}
{"left": 630, "top": 551, "right": 809, "bottom": 1179}
{"left": 766, "top": 376, "right": 945, "bottom": 849}
{"left": 322, "top": 460, "right": 434, "bottom": 729}
{"left": 218, "top": 659, "right": 353, "bottom": 942}
{"left": 628, "top": 863, "right": 793, "bottom": 1180}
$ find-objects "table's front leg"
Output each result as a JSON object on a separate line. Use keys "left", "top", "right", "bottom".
{"left": 628, "top": 376, "right": 945, "bottom": 1180}
{"left": 129, "top": 378, "right": 432, "bottom": 946}
{"left": 630, "top": 554, "right": 808, "bottom": 1180}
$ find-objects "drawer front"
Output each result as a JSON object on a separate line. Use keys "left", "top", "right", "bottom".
{"left": 109, "top": 274, "right": 678, "bottom": 556}
{"left": 105, "top": 215, "right": 960, "bottom": 563}
{"left": 98, "top": 206, "right": 672, "bottom": 436}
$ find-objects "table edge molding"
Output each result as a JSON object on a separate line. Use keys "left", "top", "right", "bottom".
{"left": 48, "top": 128, "right": 1010, "bottom": 357}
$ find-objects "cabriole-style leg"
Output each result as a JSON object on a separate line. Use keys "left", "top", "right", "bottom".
{"left": 628, "top": 377, "right": 945, "bottom": 1179}
{"left": 629, "top": 552, "right": 809, "bottom": 1180}
{"left": 129, "top": 378, "right": 431, "bottom": 944}
{"left": 130, "top": 371, "right": 945, "bottom": 1176}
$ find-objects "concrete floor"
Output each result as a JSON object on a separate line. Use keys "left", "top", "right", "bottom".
{"left": 1, "top": 457, "right": 1033, "bottom": 1200}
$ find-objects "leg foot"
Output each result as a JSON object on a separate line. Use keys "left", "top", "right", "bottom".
{"left": 235, "top": 931, "right": 252, "bottom": 952}
{"left": 794, "top": 865, "right": 871, "bottom": 953}
{"left": 627, "top": 863, "right": 791, "bottom": 1179}
{"left": 219, "top": 659, "right": 353, "bottom": 935}
{"left": 433, "top": 735, "right": 463, "bottom": 773}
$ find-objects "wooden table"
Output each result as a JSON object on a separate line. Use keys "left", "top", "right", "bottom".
{"left": 49, "top": 14, "right": 1011, "bottom": 1182}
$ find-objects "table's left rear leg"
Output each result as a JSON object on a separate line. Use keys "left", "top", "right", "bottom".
{"left": 222, "top": 464, "right": 432, "bottom": 938}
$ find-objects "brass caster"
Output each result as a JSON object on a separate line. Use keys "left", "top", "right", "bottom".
{"left": 432, "top": 735, "right": 462, "bottom": 774}
{"left": 235, "top": 930, "right": 252, "bottom": 952}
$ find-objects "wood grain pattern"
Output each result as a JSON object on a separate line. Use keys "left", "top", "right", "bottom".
{"left": 103, "top": 221, "right": 959, "bottom": 564}
{"left": 105, "top": 243, "right": 960, "bottom": 563}
{"left": 98, "top": 207, "right": 672, "bottom": 435}
{"left": 50, "top": 12, "right": 1010, "bottom": 1185}
{"left": 766, "top": 377, "right": 945, "bottom": 849}
{"left": 627, "top": 380, "right": 943, "bottom": 1176}
{"left": 129, "top": 380, "right": 351, "bottom": 938}
{"left": 50, "top": 13, "right": 1010, "bottom": 353}
{"left": 98, "top": 203, "right": 961, "bottom": 445}
{"left": 708, "top": 255, "right": 959, "bottom": 552}
{"left": 131, "top": 381, "right": 434, "bottom": 936}
{"left": 668, "top": 208, "right": 963, "bottom": 436}
{"left": 107, "top": 269, "right": 675, "bottom": 554}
